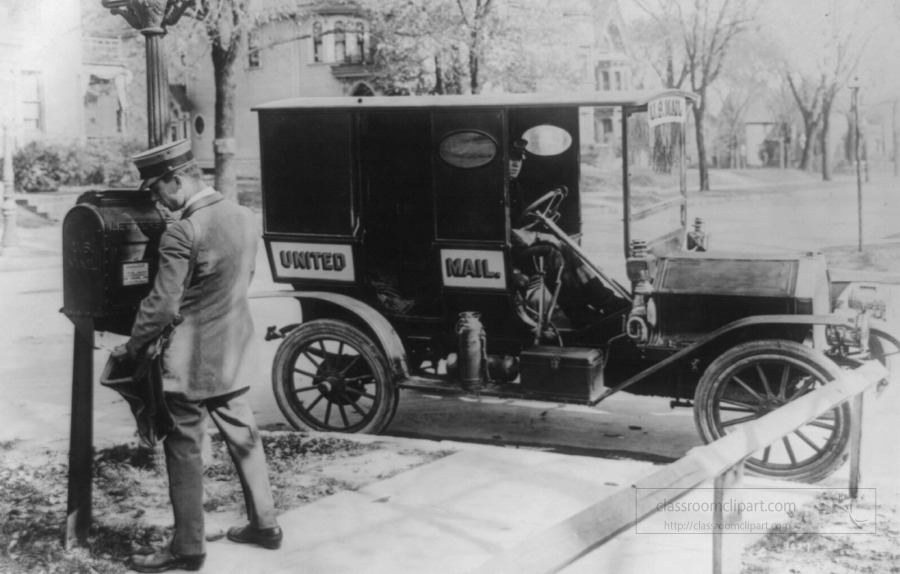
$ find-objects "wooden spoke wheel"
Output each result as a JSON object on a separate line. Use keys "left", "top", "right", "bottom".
{"left": 694, "top": 340, "right": 851, "bottom": 483}
{"left": 272, "top": 319, "right": 398, "bottom": 434}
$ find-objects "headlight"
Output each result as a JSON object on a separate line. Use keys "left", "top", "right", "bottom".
{"left": 856, "top": 310, "right": 871, "bottom": 355}
{"left": 826, "top": 310, "right": 870, "bottom": 353}
{"left": 626, "top": 315, "right": 649, "bottom": 343}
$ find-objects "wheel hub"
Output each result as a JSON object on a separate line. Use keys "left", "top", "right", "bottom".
{"left": 758, "top": 397, "right": 786, "bottom": 414}
{"left": 314, "top": 368, "right": 362, "bottom": 406}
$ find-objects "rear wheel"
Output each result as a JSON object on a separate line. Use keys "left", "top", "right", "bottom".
{"left": 272, "top": 319, "right": 398, "bottom": 434}
{"left": 694, "top": 340, "right": 850, "bottom": 483}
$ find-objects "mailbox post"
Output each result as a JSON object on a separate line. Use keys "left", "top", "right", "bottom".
{"left": 62, "top": 190, "right": 166, "bottom": 547}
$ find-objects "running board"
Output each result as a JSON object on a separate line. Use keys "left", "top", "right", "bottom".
{"left": 397, "top": 375, "right": 594, "bottom": 405}
{"left": 397, "top": 376, "right": 517, "bottom": 399}
{"left": 397, "top": 376, "right": 465, "bottom": 395}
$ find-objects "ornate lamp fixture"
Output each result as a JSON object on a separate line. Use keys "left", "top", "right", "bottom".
{"left": 101, "top": 0, "right": 194, "bottom": 147}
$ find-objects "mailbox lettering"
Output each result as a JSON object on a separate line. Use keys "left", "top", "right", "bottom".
{"left": 445, "top": 257, "right": 501, "bottom": 279}
{"left": 280, "top": 250, "right": 346, "bottom": 272}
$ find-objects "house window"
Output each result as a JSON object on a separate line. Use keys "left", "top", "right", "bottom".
{"left": 602, "top": 118, "right": 613, "bottom": 143}
{"left": 313, "top": 21, "right": 323, "bottom": 62}
{"left": 247, "top": 31, "right": 260, "bottom": 68}
{"left": 614, "top": 71, "right": 621, "bottom": 90}
{"left": 345, "top": 21, "right": 359, "bottom": 63}
{"left": 84, "top": 76, "right": 120, "bottom": 136}
{"left": 334, "top": 20, "right": 346, "bottom": 63}
{"left": 602, "top": 71, "right": 610, "bottom": 91}
{"left": 356, "top": 21, "right": 366, "bottom": 63}
{"left": 20, "top": 71, "right": 43, "bottom": 132}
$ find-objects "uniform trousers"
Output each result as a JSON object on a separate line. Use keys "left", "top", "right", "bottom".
{"left": 164, "top": 389, "right": 277, "bottom": 555}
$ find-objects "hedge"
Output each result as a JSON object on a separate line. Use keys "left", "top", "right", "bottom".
{"left": 12, "top": 138, "right": 145, "bottom": 192}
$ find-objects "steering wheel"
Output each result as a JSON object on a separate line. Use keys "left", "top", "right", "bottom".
{"left": 515, "top": 186, "right": 567, "bottom": 229}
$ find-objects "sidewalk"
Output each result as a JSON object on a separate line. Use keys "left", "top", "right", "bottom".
{"left": 0, "top": 222, "right": 62, "bottom": 273}
{"left": 185, "top": 440, "right": 848, "bottom": 574}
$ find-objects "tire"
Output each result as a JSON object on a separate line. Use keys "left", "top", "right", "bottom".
{"left": 272, "top": 319, "right": 398, "bottom": 434}
{"left": 694, "top": 340, "right": 851, "bottom": 483}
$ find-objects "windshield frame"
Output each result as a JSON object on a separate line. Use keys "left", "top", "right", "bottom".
{"left": 621, "top": 101, "right": 689, "bottom": 259}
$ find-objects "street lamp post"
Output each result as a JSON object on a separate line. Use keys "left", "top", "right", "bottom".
{"left": 849, "top": 75, "right": 863, "bottom": 252}
{"left": 1, "top": 119, "right": 19, "bottom": 252}
{"left": 100, "top": 0, "right": 193, "bottom": 148}
{"left": 1, "top": 69, "right": 20, "bottom": 253}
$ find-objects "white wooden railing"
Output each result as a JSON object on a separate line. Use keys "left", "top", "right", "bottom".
{"left": 471, "top": 361, "right": 887, "bottom": 574}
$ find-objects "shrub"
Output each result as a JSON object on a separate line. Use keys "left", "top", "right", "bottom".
{"left": 12, "top": 138, "right": 144, "bottom": 192}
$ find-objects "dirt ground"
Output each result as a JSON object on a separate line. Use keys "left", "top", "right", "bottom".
{"left": 0, "top": 433, "right": 453, "bottom": 574}
{"left": 740, "top": 490, "right": 900, "bottom": 574}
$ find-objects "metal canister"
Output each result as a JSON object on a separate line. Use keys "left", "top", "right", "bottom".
{"left": 456, "top": 311, "right": 485, "bottom": 390}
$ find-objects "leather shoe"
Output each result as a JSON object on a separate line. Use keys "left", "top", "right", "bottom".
{"left": 227, "top": 524, "right": 283, "bottom": 550}
{"left": 131, "top": 548, "right": 205, "bottom": 572}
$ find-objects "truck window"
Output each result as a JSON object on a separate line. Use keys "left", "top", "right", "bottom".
{"left": 439, "top": 130, "right": 497, "bottom": 169}
{"left": 258, "top": 112, "right": 355, "bottom": 236}
{"left": 626, "top": 109, "right": 686, "bottom": 255}
{"left": 521, "top": 124, "right": 572, "bottom": 156}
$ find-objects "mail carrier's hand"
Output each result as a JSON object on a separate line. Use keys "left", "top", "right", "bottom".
{"left": 111, "top": 344, "right": 131, "bottom": 361}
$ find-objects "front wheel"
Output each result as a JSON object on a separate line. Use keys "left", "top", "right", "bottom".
{"left": 272, "top": 319, "right": 398, "bottom": 434}
{"left": 694, "top": 340, "right": 851, "bottom": 483}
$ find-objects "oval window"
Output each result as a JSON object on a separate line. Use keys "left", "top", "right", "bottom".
{"left": 439, "top": 131, "right": 497, "bottom": 169}
{"left": 193, "top": 115, "right": 206, "bottom": 136}
{"left": 521, "top": 125, "right": 572, "bottom": 156}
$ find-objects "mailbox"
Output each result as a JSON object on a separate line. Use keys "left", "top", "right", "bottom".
{"left": 62, "top": 189, "right": 167, "bottom": 335}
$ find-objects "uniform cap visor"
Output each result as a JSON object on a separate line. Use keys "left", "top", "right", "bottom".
{"left": 139, "top": 174, "right": 165, "bottom": 191}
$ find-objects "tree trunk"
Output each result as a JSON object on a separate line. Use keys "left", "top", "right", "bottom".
{"left": 212, "top": 39, "right": 239, "bottom": 202}
{"left": 469, "top": 32, "right": 480, "bottom": 94}
{"left": 434, "top": 55, "right": 444, "bottom": 94}
{"left": 893, "top": 100, "right": 898, "bottom": 178}
{"left": 469, "top": 51, "right": 479, "bottom": 93}
{"left": 821, "top": 101, "right": 832, "bottom": 181}
{"left": 798, "top": 121, "right": 817, "bottom": 171}
{"left": 692, "top": 101, "right": 710, "bottom": 191}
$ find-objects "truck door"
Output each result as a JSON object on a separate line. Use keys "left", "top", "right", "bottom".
{"left": 359, "top": 111, "right": 440, "bottom": 317}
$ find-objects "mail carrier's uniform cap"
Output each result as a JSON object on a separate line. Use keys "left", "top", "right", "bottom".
{"left": 132, "top": 139, "right": 195, "bottom": 191}
{"left": 511, "top": 137, "right": 528, "bottom": 160}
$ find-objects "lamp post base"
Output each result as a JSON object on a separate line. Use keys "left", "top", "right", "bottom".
{"left": 0, "top": 182, "right": 21, "bottom": 254}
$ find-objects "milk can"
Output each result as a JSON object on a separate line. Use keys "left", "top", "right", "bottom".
{"left": 456, "top": 311, "right": 485, "bottom": 390}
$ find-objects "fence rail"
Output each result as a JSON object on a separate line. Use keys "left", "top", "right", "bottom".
{"left": 471, "top": 360, "right": 887, "bottom": 574}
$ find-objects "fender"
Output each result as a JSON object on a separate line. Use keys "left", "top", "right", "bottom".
{"left": 593, "top": 314, "right": 900, "bottom": 405}
{"left": 250, "top": 290, "right": 410, "bottom": 380}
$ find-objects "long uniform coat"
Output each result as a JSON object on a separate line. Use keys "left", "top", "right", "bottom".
{"left": 127, "top": 190, "right": 260, "bottom": 400}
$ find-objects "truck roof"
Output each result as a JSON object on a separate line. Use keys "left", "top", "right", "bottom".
{"left": 253, "top": 89, "right": 699, "bottom": 112}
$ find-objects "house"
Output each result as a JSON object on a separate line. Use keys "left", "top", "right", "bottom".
{"left": 183, "top": 2, "right": 376, "bottom": 176}
{"left": 0, "top": 1, "right": 87, "bottom": 147}
{"left": 1, "top": 0, "right": 636, "bottom": 183}
{"left": 559, "top": 0, "right": 633, "bottom": 151}
{"left": 0, "top": 0, "right": 168, "bottom": 164}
